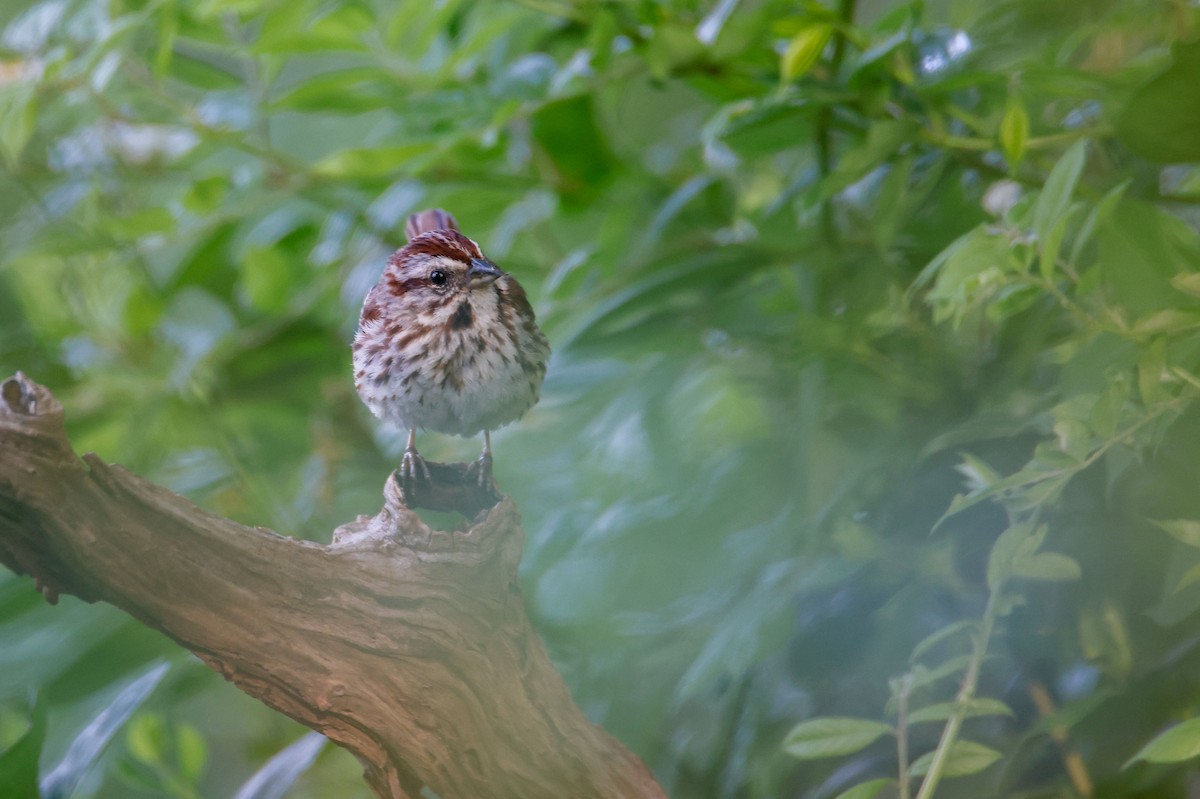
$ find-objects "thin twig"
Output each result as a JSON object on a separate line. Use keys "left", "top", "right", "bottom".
{"left": 896, "top": 674, "right": 914, "bottom": 799}
{"left": 913, "top": 591, "right": 999, "bottom": 799}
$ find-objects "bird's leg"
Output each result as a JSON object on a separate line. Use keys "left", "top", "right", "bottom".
{"left": 400, "top": 428, "right": 431, "bottom": 484}
{"left": 467, "top": 430, "right": 495, "bottom": 488}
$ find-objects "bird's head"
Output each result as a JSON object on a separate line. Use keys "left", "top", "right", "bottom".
{"left": 384, "top": 229, "right": 505, "bottom": 305}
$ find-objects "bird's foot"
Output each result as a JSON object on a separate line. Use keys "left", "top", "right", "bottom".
{"left": 399, "top": 446, "right": 431, "bottom": 487}
{"left": 466, "top": 451, "right": 495, "bottom": 490}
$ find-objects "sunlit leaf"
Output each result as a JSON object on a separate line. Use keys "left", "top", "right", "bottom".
{"left": 311, "top": 144, "right": 438, "bottom": 178}
{"left": 781, "top": 23, "right": 833, "bottom": 81}
{"left": 126, "top": 713, "right": 169, "bottom": 767}
{"left": 1125, "top": 718, "right": 1200, "bottom": 767}
{"left": 999, "top": 98, "right": 1028, "bottom": 169}
{"left": 176, "top": 723, "right": 207, "bottom": 784}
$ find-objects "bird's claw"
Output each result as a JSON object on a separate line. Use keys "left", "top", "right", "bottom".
{"left": 466, "top": 451, "right": 494, "bottom": 490}
{"left": 399, "top": 447, "right": 431, "bottom": 486}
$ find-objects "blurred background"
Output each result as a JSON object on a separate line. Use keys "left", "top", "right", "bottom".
{"left": 3, "top": 0, "right": 1200, "bottom": 796}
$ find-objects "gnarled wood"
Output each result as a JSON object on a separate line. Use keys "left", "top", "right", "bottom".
{"left": 0, "top": 372, "right": 666, "bottom": 799}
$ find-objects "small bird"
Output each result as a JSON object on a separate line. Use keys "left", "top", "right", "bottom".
{"left": 353, "top": 209, "right": 550, "bottom": 488}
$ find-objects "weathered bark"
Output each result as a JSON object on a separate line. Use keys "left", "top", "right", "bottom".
{"left": 0, "top": 373, "right": 667, "bottom": 799}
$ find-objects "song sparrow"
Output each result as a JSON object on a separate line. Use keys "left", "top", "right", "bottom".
{"left": 353, "top": 208, "right": 550, "bottom": 487}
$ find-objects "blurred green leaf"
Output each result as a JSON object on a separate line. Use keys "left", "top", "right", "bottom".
{"left": 987, "top": 523, "right": 1044, "bottom": 591}
{"left": 311, "top": 144, "right": 438, "bottom": 178}
{"left": 1125, "top": 718, "right": 1200, "bottom": 767}
{"left": 910, "top": 620, "right": 977, "bottom": 663}
{"left": 175, "top": 723, "right": 207, "bottom": 784}
{"left": 909, "top": 740, "right": 1001, "bottom": 778}
{"left": 126, "top": 713, "right": 169, "bottom": 767}
{"left": 908, "top": 698, "right": 1014, "bottom": 724}
{"left": 1117, "top": 40, "right": 1200, "bottom": 163}
{"left": 0, "top": 698, "right": 43, "bottom": 799}
{"left": 832, "top": 779, "right": 893, "bottom": 799}
{"left": 781, "top": 23, "right": 833, "bottom": 81}
{"left": 0, "top": 85, "right": 36, "bottom": 168}
{"left": 782, "top": 718, "right": 894, "bottom": 760}
{"left": 1013, "top": 552, "right": 1081, "bottom": 583}
{"left": 999, "top": 97, "right": 1028, "bottom": 170}
{"left": 1033, "top": 140, "right": 1086, "bottom": 243}
{"left": 1152, "top": 519, "right": 1200, "bottom": 549}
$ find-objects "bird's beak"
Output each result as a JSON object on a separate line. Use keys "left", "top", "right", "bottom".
{"left": 468, "top": 258, "right": 504, "bottom": 283}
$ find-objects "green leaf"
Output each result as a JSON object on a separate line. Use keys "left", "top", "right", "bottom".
{"left": 1078, "top": 602, "right": 1133, "bottom": 678}
{"left": 1138, "top": 338, "right": 1170, "bottom": 405}
{"left": 907, "top": 698, "right": 1014, "bottom": 724}
{"left": 1097, "top": 201, "right": 1200, "bottom": 315}
{"left": 781, "top": 23, "right": 833, "bottom": 81}
{"left": 1171, "top": 272, "right": 1200, "bottom": 298}
{"left": 1069, "top": 181, "right": 1128, "bottom": 265}
{"left": 908, "top": 655, "right": 973, "bottom": 691}
{"left": 910, "top": 620, "right": 977, "bottom": 663}
{"left": 240, "top": 247, "right": 295, "bottom": 314}
{"left": 0, "top": 85, "right": 37, "bottom": 168}
{"left": 1172, "top": 561, "right": 1200, "bottom": 594}
{"left": 832, "top": 778, "right": 894, "bottom": 799}
{"left": 1131, "top": 309, "right": 1200, "bottom": 337}
{"left": 909, "top": 740, "right": 1002, "bottom": 778}
{"left": 1090, "top": 379, "right": 1129, "bottom": 439}
{"left": 782, "top": 717, "right": 894, "bottom": 760}
{"left": 1039, "top": 215, "right": 1067, "bottom": 279}
{"left": 126, "top": 714, "right": 168, "bottom": 767}
{"left": 175, "top": 724, "right": 207, "bottom": 784}
{"left": 955, "top": 453, "right": 1003, "bottom": 493}
{"left": 1032, "top": 140, "right": 1087, "bottom": 243}
{"left": 1125, "top": 717, "right": 1200, "bottom": 767}
{"left": 824, "top": 120, "right": 915, "bottom": 197}
{"left": 999, "top": 98, "right": 1029, "bottom": 169}
{"left": 1013, "top": 552, "right": 1082, "bottom": 582}
{"left": 0, "top": 699, "right": 44, "bottom": 799}
{"left": 987, "top": 523, "right": 1044, "bottom": 591}
{"left": 1153, "top": 519, "right": 1200, "bottom": 549}
{"left": 183, "top": 176, "right": 229, "bottom": 215}
{"left": 311, "top": 143, "right": 438, "bottom": 178}
{"left": 1117, "top": 40, "right": 1200, "bottom": 162}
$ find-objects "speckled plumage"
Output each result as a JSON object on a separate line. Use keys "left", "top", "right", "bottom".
{"left": 352, "top": 211, "right": 549, "bottom": 444}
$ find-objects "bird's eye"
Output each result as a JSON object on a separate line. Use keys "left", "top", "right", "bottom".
{"left": 430, "top": 270, "right": 447, "bottom": 286}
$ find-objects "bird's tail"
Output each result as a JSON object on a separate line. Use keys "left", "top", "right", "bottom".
{"left": 405, "top": 208, "right": 459, "bottom": 241}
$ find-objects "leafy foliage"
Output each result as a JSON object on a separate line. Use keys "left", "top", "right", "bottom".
{"left": 2, "top": 0, "right": 1200, "bottom": 797}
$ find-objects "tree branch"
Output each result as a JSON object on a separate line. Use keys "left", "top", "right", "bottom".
{"left": 0, "top": 372, "right": 666, "bottom": 799}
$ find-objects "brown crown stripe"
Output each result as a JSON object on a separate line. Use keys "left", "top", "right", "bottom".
{"left": 399, "top": 230, "right": 483, "bottom": 263}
